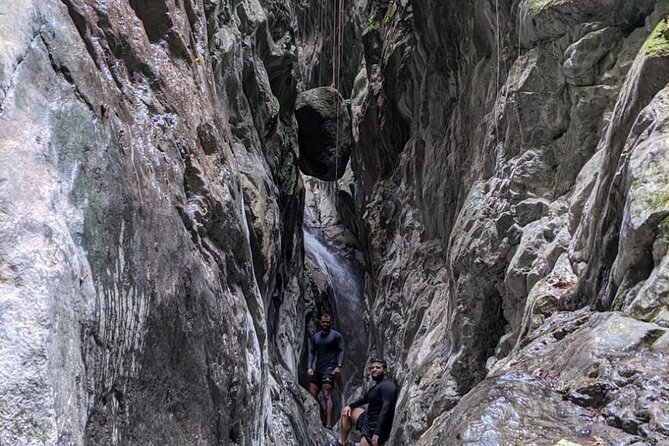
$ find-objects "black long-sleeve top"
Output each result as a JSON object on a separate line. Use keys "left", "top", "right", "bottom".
{"left": 307, "top": 329, "right": 345, "bottom": 373}
{"left": 348, "top": 377, "right": 398, "bottom": 439}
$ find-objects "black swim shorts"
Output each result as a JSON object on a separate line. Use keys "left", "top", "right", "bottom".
{"left": 355, "top": 412, "right": 387, "bottom": 445}
{"left": 311, "top": 371, "right": 336, "bottom": 385}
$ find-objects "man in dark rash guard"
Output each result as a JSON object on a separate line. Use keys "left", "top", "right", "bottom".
{"left": 307, "top": 313, "right": 345, "bottom": 429}
{"left": 335, "top": 358, "right": 398, "bottom": 446}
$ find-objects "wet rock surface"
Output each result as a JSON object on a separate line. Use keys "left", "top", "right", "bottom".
{"left": 348, "top": 0, "right": 669, "bottom": 444}
{"left": 0, "top": 0, "right": 312, "bottom": 444}
{"left": 418, "top": 311, "right": 669, "bottom": 445}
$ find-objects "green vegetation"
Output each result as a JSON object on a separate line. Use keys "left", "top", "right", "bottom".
{"left": 270, "top": 96, "right": 280, "bottom": 121}
{"left": 383, "top": 7, "right": 393, "bottom": 25}
{"left": 528, "top": 0, "right": 557, "bottom": 14}
{"left": 654, "top": 184, "right": 669, "bottom": 211}
{"left": 364, "top": 15, "right": 377, "bottom": 34}
{"left": 556, "top": 383, "right": 572, "bottom": 394}
{"left": 643, "top": 16, "right": 669, "bottom": 57}
{"left": 30, "top": 418, "right": 52, "bottom": 444}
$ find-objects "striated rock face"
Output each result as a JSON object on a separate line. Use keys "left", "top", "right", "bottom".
{"left": 347, "top": 0, "right": 669, "bottom": 444}
{"left": 0, "top": 0, "right": 328, "bottom": 444}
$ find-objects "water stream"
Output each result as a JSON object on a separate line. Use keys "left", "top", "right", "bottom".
{"left": 303, "top": 230, "right": 368, "bottom": 402}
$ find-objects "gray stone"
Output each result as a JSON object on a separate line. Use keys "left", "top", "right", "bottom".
{"left": 296, "top": 87, "right": 353, "bottom": 181}
{"left": 563, "top": 27, "right": 622, "bottom": 86}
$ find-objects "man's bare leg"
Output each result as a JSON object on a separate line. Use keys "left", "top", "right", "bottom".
{"left": 322, "top": 383, "right": 334, "bottom": 428}
{"left": 337, "top": 407, "right": 365, "bottom": 445}
{"left": 309, "top": 383, "right": 324, "bottom": 425}
{"left": 359, "top": 437, "right": 370, "bottom": 446}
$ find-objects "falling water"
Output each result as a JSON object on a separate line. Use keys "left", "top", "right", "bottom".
{"left": 303, "top": 230, "right": 368, "bottom": 401}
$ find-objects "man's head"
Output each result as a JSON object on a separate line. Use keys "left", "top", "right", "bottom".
{"left": 369, "top": 358, "right": 388, "bottom": 381}
{"left": 319, "top": 313, "right": 332, "bottom": 333}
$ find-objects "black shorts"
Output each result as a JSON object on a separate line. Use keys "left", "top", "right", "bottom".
{"left": 311, "top": 371, "right": 336, "bottom": 386}
{"left": 355, "top": 412, "right": 387, "bottom": 445}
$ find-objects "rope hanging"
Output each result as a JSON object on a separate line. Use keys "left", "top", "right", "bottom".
{"left": 332, "top": 0, "right": 344, "bottom": 185}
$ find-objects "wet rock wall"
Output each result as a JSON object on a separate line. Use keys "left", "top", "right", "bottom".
{"left": 0, "top": 0, "right": 324, "bottom": 444}
{"left": 347, "top": 0, "right": 669, "bottom": 444}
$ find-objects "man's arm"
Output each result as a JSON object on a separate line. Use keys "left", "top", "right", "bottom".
{"left": 346, "top": 394, "right": 368, "bottom": 409}
{"left": 374, "top": 383, "right": 398, "bottom": 436}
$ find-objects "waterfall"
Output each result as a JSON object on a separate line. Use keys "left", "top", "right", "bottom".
{"left": 303, "top": 230, "right": 368, "bottom": 401}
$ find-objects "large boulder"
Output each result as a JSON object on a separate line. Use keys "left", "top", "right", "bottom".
{"left": 296, "top": 86, "right": 352, "bottom": 181}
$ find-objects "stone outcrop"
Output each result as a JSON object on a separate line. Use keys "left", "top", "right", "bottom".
{"left": 0, "top": 0, "right": 324, "bottom": 444}
{"left": 346, "top": 0, "right": 669, "bottom": 444}
{"left": 421, "top": 310, "right": 669, "bottom": 445}
{"left": 296, "top": 87, "right": 352, "bottom": 181}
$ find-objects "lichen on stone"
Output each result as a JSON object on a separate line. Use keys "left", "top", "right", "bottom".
{"left": 653, "top": 183, "right": 669, "bottom": 212}
{"left": 527, "top": 0, "right": 560, "bottom": 14}
{"left": 643, "top": 14, "right": 669, "bottom": 57}
{"left": 270, "top": 95, "right": 280, "bottom": 121}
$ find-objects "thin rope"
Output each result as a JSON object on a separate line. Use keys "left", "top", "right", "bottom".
{"left": 332, "top": 0, "right": 337, "bottom": 84}
{"left": 494, "top": 0, "right": 500, "bottom": 147}
{"left": 334, "top": 0, "right": 344, "bottom": 185}
{"left": 515, "top": 5, "right": 525, "bottom": 153}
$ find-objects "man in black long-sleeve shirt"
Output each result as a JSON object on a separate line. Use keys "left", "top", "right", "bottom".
{"left": 335, "top": 358, "right": 398, "bottom": 446}
{"left": 307, "top": 313, "right": 345, "bottom": 429}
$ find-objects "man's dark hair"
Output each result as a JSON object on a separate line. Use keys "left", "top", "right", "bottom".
{"left": 320, "top": 313, "right": 332, "bottom": 320}
{"left": 370, "top": 358, "right": 388, "bottom": 369}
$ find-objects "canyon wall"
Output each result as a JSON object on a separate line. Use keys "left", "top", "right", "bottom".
{"left": 2, "top": 0, "right": 669, "bottom": 445}
{"left": 349, "top": 0, "right": 669, "bottom": 444}
{"left": 0, "top": 0, "right": 326, "bottom": 444}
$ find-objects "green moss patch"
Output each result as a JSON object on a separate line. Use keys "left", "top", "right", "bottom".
{"left": 643, "top": 16, "right": 669, "bottom": 57}
{"left": 528, "top": 0, "right": 563, "bottom": 14}
{"left": 652, "top": 183, "right": 669, "bottom": 212}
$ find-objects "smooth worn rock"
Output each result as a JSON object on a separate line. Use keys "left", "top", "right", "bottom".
{"left": 4, "top": 0, "right": 669, "bottom": 445}
{"left": 419, "top": 311, "right": 669, "bottom": 445}
{"left": 346, "top": 0, "right": 669, "bottom": 444}
{"left": 0, "top": 0, "right": 308, "bottom": 444}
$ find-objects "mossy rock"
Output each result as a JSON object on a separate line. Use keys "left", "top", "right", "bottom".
{"left": 527, "top": 0, "right": 571, "bottom": 14}
{"left": 643, "top": 15, "right": 669, "bottom": 57}
{"left": 653, "top": 184, "right": 669, "bottom": 212}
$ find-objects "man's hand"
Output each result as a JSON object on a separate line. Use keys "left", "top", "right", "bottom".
{"left": 333, "top": 367, "right": 341, "bottom": 378}
{"left": 341, "top": 405, "right": 351, "bottom": 418}
{"left": 307, "top": 368, "right": 314, "bottom": 377}
{"left": 371, "top": 434, "right": 380, "bottom": 446}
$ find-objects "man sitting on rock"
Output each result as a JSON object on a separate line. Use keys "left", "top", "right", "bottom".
{"left": 308, "top": 313, "right": 346, "bottom": 429}
{"left": 334, "top": 358, "right": 398, "bottom": 446}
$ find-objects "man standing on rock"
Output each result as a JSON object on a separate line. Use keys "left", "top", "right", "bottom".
{"left": 307, "top": 313, "right": 346, "bottom": 429}
{"left": 334, "top": 358, "right": 398, "bottom": 446}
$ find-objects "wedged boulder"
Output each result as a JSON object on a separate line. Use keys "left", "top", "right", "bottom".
{"left": 295, "top": 86, "right": 352, "bottom": 181}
